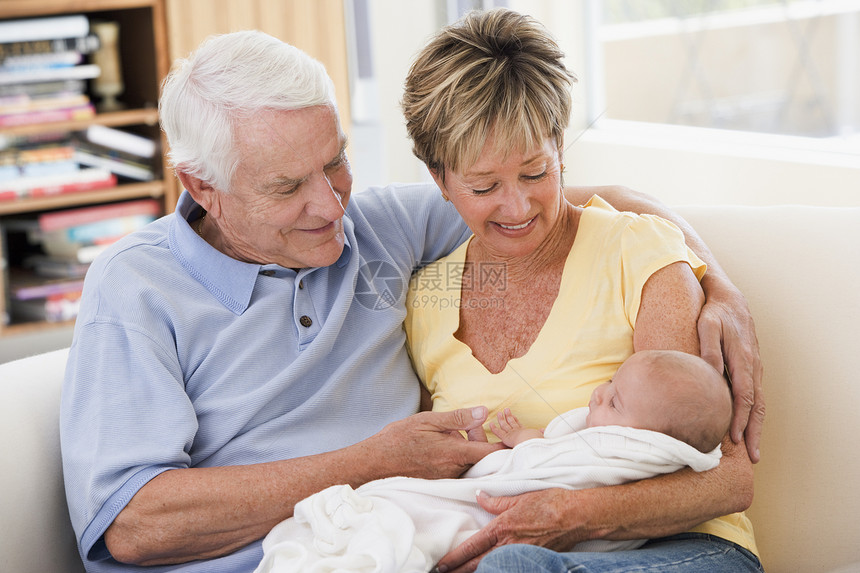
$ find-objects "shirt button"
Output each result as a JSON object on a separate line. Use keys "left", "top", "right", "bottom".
{"left": 299, "top": 315, "right": 313, "bottom": 327}
{"left": 298, "top": 280, "right": 304, "bottom": 289}
{"left": 260, "top": 270, "right": 276, "bottom": 277}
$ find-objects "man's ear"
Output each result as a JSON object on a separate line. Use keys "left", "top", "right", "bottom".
{"left": 177, "top": 171, "right": 219, "bottom": 216}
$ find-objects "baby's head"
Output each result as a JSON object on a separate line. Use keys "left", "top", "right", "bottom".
{"left": 586, "top": 350, "right": 732, "bottom": 453}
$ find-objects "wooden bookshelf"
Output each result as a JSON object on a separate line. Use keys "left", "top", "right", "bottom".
{"left": 0, "top": 0, "right": 175, "bottom": 336}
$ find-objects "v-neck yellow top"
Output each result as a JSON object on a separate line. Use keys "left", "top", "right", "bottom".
{"left": 405, "top": 196, "right": 758, "bottom": 555}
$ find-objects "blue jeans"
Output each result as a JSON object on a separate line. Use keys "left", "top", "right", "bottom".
{"left": 474, "top": 533, "right": 764, "bottom": 573}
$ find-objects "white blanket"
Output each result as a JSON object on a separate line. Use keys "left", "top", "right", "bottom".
{"left": 255, "top": 408, "right": 721, "bottom": 573}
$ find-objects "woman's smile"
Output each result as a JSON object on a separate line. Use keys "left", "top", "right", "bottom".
{"left": 494, "top": 216, "right": 537, "bottom": 234}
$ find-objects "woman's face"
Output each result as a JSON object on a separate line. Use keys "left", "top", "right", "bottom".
{"left": 432, "top": 134, "right": 564, "bottom": 259}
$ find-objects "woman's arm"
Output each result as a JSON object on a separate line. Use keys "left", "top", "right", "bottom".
{"left": 435, "top": 436, "right": 753, "bottom": 573}
{"left": 564, "top": 184, "right": 764, "bottom": 463}
{"left": 434, "top": 259, "right": 754, "bottom": 573}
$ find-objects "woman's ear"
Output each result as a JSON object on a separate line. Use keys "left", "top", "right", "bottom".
{"left": 428, "top": 168, "right": 448, "bottom": 201}
{"left": 177, "top": 171, "right": 219, "bottom": 216}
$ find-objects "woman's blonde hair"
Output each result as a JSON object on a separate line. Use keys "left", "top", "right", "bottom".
{"left": 402, "top": 8, "right": 576, "bottom": 179}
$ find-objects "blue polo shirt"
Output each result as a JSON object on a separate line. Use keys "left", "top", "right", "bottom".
{"left": 60, "top": 184, "right": 470, "bottom": 572}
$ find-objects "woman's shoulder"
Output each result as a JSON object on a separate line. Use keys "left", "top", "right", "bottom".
{"left": 580, "top": 194, "right": 684, "bottom": 242}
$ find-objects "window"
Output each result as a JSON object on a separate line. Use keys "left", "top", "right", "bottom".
{"left": 590, "top": 0, "right": 859, "bottom": 139}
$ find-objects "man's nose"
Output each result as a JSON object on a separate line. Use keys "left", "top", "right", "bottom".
{"left": 307, "top": 173, "right": 345, "bottom": 219}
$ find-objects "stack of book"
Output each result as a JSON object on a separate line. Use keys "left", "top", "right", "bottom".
{"left": 0, "top": 131, "right": 116, "bottom": 200}
{"left": 0, "top": 14, "right": 101, "bottom": 127}
{"left": 0, "top": 124, "right": 158, "bottom": 200}
{"left": 5, "top": 198, "right": 162, "bottom": 322}
{"left": 0, "top": 15, "right": 160, "bottom": 202}
{"left": 73, "top": 124, "right": 157, "bottom": 182}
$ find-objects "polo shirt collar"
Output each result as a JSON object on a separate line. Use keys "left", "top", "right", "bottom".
{"left": 169, "top": 191, "right": 353, "bottom": 315}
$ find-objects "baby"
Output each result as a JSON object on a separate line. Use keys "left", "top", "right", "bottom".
{"left": 492, "top": 348, "right": 733, "bottom": 454}
{"left": 255, "top": 350, "right": 733, "bottom": 573}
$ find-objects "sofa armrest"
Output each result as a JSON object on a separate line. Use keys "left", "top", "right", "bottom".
{"left": 0, "top": 348, "right": 84, "bottom": 573}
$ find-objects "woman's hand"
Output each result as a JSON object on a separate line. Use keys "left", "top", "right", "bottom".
{"left": 434, "top": 432, "right": 754, "bottom": 573}
{"left": 698, "top": 274, "right": 765, "bottom": 463}
{"left": 433, "top": 489, "right": 585, "bottom": 573}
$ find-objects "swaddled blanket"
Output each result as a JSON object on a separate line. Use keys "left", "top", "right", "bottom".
{"left": 254, "top": 408, "right": 721, "bottom": 573}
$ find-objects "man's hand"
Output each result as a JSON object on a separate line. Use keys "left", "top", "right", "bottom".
{"left": 699, "top": 275, "right": 765, "bottom": 463}
{"left": 433, "top": 489, "right": 583, "bottom": 573}
{"left": 364, "top": 406, "right": 503, "bottom": 480}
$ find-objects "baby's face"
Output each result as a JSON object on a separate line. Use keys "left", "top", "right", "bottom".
{"left": 585, "top": 358, "right": 661, "bottom": 429}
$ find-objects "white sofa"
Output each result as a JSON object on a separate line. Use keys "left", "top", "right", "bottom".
{"left": 2, "top": 204, "right": 859, "bottom": 573}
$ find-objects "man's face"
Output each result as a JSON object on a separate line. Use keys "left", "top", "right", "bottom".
{"left": 210, "top": 105, "right": 353, "bottom": 269}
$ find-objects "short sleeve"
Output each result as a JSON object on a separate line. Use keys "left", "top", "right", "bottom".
{"left": 617, "top": 210, "right": 707, "bottom": 328}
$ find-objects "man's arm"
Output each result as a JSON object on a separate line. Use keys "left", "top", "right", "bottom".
{"left": 564, "top": 185, "right": 764, "bottom": 463}
{"left": 105, "top": 408, "right": 500, "bottom": 566}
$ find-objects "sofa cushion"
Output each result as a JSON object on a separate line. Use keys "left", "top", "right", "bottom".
{"left": 676, "top": 204, "right": 860, "bottom": 573}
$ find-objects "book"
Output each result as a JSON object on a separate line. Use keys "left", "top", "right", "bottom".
{"left": 1, "top": 51, "right": 83, "bottom": 71}
{"left": 23, "top": 254, "right": 90, "bottom": 279}
{"left": 28, "top": 170, "right": 116, "bottom": 198}
{"left": 73, "top": 148, "right": 154, "bottom": 181}
{"left": 10, "top": 292, "right": 81, "bottom": 323}
{"left": 49, "top": 213, "right": 157, "bottom": 244}
{"left": 0, "top": 167, "right": 116, "bottom": 200}
{"left": 73, "top": 243, "right": 111, "bottom": 264}
{"left": 72, "top": 138, "right": 153, "bottom": 166}
{"left": 0, "top": 63, "right": 101, "bottom": 86}
{"left": 0, "top": 78, "right": 87, "bottom": 100}
{"left": 11, "top": 277, "right": 85, "bottom": 301}
{"left": 13, "top": 241, "right": 114, "bottom": 264}
{"left": 0, "top": 103, "right": 95, "bottom": 127}
{"left": 0, "top": 144, "right": 77, "bottom": 183}
{"left": 0, "top": 129, "right": 71, "bottom": 152}
{"left": 0, "top": 92, "right": 90, "bottom": 114}
{"left": 7, "top": 267, "right": 84, "bottom": 322}
{"left": 0, "top": 34, "right": 100, "bottom": 61}
{"left": 0, "top": 15, "right": 89, "bottom": 44}
{"left": 40, "top": 217, "right": 156, "bottom": 261}
{"left": 37, "top": 198, "right": 161, "bottom": 231}
{"left": 85, "top": 125, "right": 157, "bottom": 158}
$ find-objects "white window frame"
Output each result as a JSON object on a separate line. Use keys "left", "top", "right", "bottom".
{"left": 566, "top": 0, "right": 860, "bottom": 206}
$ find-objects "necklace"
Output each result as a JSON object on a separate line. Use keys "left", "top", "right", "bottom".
{"left": 196, "top": 212, "right": 206, "bottom": 237}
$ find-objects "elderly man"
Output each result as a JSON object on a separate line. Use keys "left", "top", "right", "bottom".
{"left": 60, "top": 30, "right": 762, "bottom": 573}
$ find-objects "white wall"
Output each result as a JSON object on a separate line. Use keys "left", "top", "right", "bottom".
{"left": 566, "top": 121, "right": 860, "bottom": 206}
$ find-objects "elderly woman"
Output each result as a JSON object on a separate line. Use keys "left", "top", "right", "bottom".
{"left": 402, "top": 9, "right": 762, "bottom": 573}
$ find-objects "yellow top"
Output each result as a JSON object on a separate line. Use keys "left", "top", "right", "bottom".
{"left": 404, "top": 195, "right": 757, "bottom": 555}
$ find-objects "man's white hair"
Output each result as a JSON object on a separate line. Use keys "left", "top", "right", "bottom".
{"left": 159, "top": 30, "right": 337, "bottom": 192}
